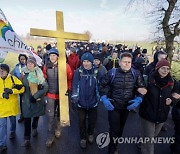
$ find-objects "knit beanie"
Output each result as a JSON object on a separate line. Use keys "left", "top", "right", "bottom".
{"left": 81, "top": 52, "right": 94, "bottom": 63}
{"left": 48, "top": 48, "right": 59, "bottom": 56}
{"left": 46, "top": 44, "right": 52, "bottom": 51}
{"left": 155, "top": 59, "right": 170, "bottom": 70}
{"left": 27, "top": 56, "right": 37, "bottom": 66}
{"left": 0, "top": 64, "right": 10, "bottom": 73}
{"left": 94, "top": 53, "right": 102, "bottom": 62}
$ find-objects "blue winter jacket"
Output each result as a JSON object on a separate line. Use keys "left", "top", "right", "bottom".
{"left": 72, "top": 66, "right": 100, "bottom": 109}
{"left": 13, "top": 63, "right": 26, "bottom": 79}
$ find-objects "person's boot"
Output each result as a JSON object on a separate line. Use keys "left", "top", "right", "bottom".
{"left": 32, "top": 129, "right": 38, "bottom": 137}
{"left": 136, "top": 142, "right": 141, "bottom": 149}
{"left": 9, "top": 132, "right": 15, "bottom": 139}
{"left": 46, "top": 137, "right": 55, "bottom": 148}
{"left": 18, "top": 114, "right": 24, "bottom": 123}
{"left": 80, "top": 139, "right": 87, "bottom": 148}
{"left": 21, "top": 140, "right": 31, "bottom": 147}
{"left": 55, "top": 129, "right": 61, "bottom": 138}
{"left": 161, "top": 125, "right": 167, "bottom": 131}
{"left": 109, "top": 149, "right": 118, "bottom": 154}
{"left": 109, "top": 142, "right": 118, "bottom": 154}
{"left": 88, "top": 135, "right": 94, "bottom": 144}
{"left": 0, "top": 146, "right": 7, "bottom": 153}
{"left": 170, "top": 143, "right": 180, "bottom": 154}
{"left": 55, "top": 120, "right": 61, "bottom": 138}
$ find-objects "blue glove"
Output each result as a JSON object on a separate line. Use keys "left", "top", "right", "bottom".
{"left": 127, "top": 96, "right": 142, "bottom": 110}
{"left": 101, "top": 95, "right": 114, "bottom": 111}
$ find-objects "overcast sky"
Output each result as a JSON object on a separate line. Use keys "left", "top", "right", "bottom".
{"left": 1, "top": 0, "right": 155, "bottom": 41}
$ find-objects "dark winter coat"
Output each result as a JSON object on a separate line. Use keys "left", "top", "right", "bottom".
{"left": 21, "top": 73, "right": 48, "bottom": 118}
{"left": 144, "top": 51, "right": 159, "bottom": 76}
{"left": 103, "top": 56, "right": 119, "bottom": 71}
{"left": 139, "top": 72, "right": 179, "bottom": 123}
{"left": 99, "top": 67, "right": 145, "bottom": 109}
{"left": 72, "top": 66, "right": 100, "bottom": 109}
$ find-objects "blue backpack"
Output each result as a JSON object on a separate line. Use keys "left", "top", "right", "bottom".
{"left": 110, "top": 68, "right": 139, "bottom": 84}
{"left": 77, "top": 67, "right": 100, "bottom": 102}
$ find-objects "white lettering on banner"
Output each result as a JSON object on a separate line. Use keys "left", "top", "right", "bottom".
{"left": 0, "top": 31, "right": 30, "bottom": 53}
{"left": 6, "top": 33, "right": 29, "bottom": 50}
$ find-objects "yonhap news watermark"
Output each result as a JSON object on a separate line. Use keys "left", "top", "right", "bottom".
{"left": 96, "top": 132, "right": 175, "bottom": 148}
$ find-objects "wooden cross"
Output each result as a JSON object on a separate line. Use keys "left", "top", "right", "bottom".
{"left": 30, "top": 11, "right": 89, "bottom": 126}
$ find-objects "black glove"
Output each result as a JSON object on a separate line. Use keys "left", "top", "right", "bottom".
{"left": 13, "top": 84, "right": 23, "bottom": 90}
{"left": 4, "top": 88, "right": 13, "bottom": 94}
{"left": 38, "top": 84, "right": 43, "bottom": 90}
{"left": 2, "top": 92, "right": 9, "bottom": 99}
{"left": 72, "top": 103, "right": 77, "bottom": 111}
{"left": 30, "top": 96, "right": 36, "bottom": 103}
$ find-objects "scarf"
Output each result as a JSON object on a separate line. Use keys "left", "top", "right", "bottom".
{"left": 22, "top": 66, "right": 45, "bottom": 84}
{"left": 154, "top": 71, "right": 170, "bottom": 88}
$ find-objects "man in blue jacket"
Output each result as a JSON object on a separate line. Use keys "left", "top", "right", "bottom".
{"left": 71, "top": 52, "right": 101, "bottom": 149}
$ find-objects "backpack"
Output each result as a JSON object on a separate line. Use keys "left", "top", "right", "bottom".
{"left": 77, "top": 67, "right": 100, "bottom": 102}
{"left": 110, "top": 68, "right": 139, "bottom": 84}
{"left": 10, "top": 75, "right": 23, "bottom": 90}
{"left": 10, "top": 75, "right": 15, "bottom": 85}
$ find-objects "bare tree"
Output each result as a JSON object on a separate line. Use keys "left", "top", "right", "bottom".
{"left": 162, "top": 0, "right": 180, "bottom": 62}
{"left": 128, "top": 0, "right": 180, "bottom": 62}
{"left": 84, "top": 30, "right": 92, "bottom": 40}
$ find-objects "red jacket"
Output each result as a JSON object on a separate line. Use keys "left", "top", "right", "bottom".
{"left": 66, "top": 63, "right": 73, "bottom": 90}
{"left": 67, "top": 53, "right": 80, "bottom": 75}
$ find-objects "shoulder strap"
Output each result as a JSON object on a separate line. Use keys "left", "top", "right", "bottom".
{"left": 78, "top": 67, "right": 83, "bottom": 77}
{"left": 93, "top": 69, "right": 98, "bottom": 78}
{"left": 110, "top": 68, "right": 117, "bottom": 84}
{"left": 131, "top": 68, "right": 138, "bottom": 82}
{"left": 10, "top": 75, "right": 15, "bottom": 85}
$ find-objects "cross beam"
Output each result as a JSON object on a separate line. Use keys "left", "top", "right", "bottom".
{"left": 30, "top": 11, "right": 89, "bottom": 127}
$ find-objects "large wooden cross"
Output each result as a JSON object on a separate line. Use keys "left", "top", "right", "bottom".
{"left": 30, "top": 11, "right": 89, "bottom": 126}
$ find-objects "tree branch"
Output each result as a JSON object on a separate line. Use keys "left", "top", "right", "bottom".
{"left": 173, "top": 20, "right": 180, "bottom": 36}
{"left": 162, "top": 0, "right": 177, "bottom": 37}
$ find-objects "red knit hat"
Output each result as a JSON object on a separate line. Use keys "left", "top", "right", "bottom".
{"left": 155, "top": 59, "right": 170, "bottom": 70}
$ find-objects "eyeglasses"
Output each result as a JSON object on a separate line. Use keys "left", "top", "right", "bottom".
{"left": 160, "top": 67, "right": 170, "bottom": 71}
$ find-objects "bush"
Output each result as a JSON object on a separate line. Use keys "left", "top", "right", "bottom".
{"left": 171, "top": 61, "right": 180, "bottom": 80}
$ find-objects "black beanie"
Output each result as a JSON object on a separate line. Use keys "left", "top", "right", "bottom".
{"left": 93, "top": 53, "right": 102, "bottom": 62}
{"left": 46, "top": 44, "right": 52, "bottom": 51}
{"left": 0, "top": 64, "right": 10, "bottom": 73}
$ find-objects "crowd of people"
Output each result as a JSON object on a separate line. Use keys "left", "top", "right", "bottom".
{"left": 0, "top": 41, "right": 180, "bottom": 154}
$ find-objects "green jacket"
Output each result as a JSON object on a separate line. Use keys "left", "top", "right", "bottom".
{"left": 22, "top": 73, "right": 48, "bottom": 118}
